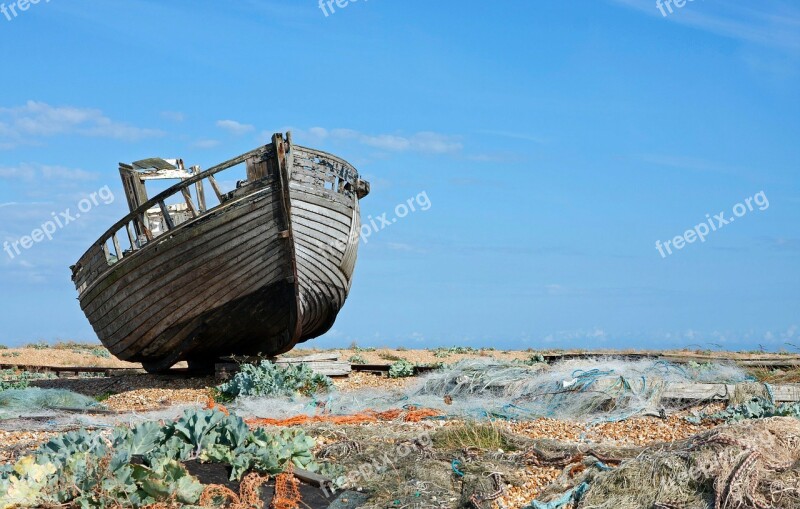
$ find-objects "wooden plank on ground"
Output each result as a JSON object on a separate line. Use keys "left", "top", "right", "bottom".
{"left": 108, "top": 368, "right": 148, "bottom": 376}
{"left": 662, "top": 383, "right": 800, "bottom": 403}
{"left": 0, "top": 363, "right": 118, "bottom": 374}
{"left": 276, "top": 352, "right": 340, "bottom": 363}
{"left": 293, "top": 361, "right": 350, "bottom": 376}
{"left": 275, "top": 352, "right": 350, "bottom": 376}
{"left": 537, "top": 351, "right": 800, "bottom": 369}
{"left": 293, "top": 468, "right": 333, "bottom": 488}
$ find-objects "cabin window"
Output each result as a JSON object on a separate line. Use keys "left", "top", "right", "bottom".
{"left": 103, "top": 238, "right": 120, "bottom": 265}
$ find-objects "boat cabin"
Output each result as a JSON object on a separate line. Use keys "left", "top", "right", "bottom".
{"left": 120, "top": 158, "right": 208, "bottom": 244}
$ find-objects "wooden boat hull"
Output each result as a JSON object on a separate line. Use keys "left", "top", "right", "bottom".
{"left": 71, "top": 135, "right": 368, "bottom": 371}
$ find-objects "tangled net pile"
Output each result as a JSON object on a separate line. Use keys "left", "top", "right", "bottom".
{"left": 198, "top": 472, "right": 270, "bottom": 509}
{"left": 271, "top": 463, "right": 301, "bottom": 509}
{"left": 415, "top": 358, "right": 749, "bottom": 422}
{"left": 528, "top": 417, "right": 800, "bottom": 509}
{"left": 234, "top": 359, "right": 752, "bottom": 424}
{"left": 0, "top": 388, "right": 103, "bottom": 419}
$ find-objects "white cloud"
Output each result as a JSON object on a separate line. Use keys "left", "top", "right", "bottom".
{"left": 39, "top": 165, "right": 96, "bottom": 180}
{"left": 636, "top": 154, "right": 740, "bottom": 174}
{"left": 278, "top": 127, "right": 463, "bottom": 155}
{"left": 0, "top": 164, "right": 37, "bottom": 179}
{"left": 478, "top": 129, "right": 549, "bottom": 144}
{"left": 386, "top": 242, "right": 417, "bottom": 252}
{"left": 542, "top": 328, "right": 609, "bottom": 342}
{"left": 216, "top": 119, "right": 255, "bottom": 136}
{"left": 192, "top": 139, "right": 221, "bottom": 149}
{"left": 608, "top": 0, "right": 800, "bottom": 53}
{"left": 0, "top": 101, "right": 163, "bottom": 147}
{"left": 544, "top": 284, "right": 569, "bottom": 296}
{"left": 308, "top": 127, "right": 331, "bottom": 139}
{"left": 0, "top": 163, "right": 96, "bottom": 181}
{"left": 161, "top": 111, "right": 186, "bottom": 122}
{"left": 781, "top": 324, "right": 799, "bottom": 340}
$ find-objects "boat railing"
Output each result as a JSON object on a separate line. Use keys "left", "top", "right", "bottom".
{"left": 71, "top": 140, "right": 367, "bottom": 294}
{"left": 71, "top": 145, "right": 275, "bottom": 292}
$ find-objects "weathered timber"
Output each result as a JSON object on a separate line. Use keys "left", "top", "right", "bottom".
{"left": 0, "top": 363, "right": 118, "bottom": 376}
{"left": 662, "top": 383, "right": 800, "bottom": 403}
{"left": 537, "top": 351, "right": 800, "bottom": 369}
{"left": 277, "top": 352, "right": 341, "bottom": 363}
{"left": 71, "top": 133, "right": 370, "bottom": 373}
{"left": 350, "top": 364, "right": 439, "bottom": 375}
{"left": 293, "top": 468, "right": 333, "bottom": 488}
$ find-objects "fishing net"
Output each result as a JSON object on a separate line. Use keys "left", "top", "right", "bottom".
{"left": 199, "top": 472, "right": 270, "bottom": 509}
{"left": 271, "top": 463, "right": 301, "bottom": 509}
{"left": 416, "top": 358, "right": 752, "bottom": 422}
{"left": 527, "top": 417, "right": 800, "bottom": 509}
{"left": 0, "top": 388, "right": 103, "bottom": 419}
{"left": 235, "top": 359, "right": 752, "bottom": 424}
{"left": 728, "top": 381, "right": 773, "bottom": 406}
{"left": 199, "top": 484, "right": 241, "bottom": 507}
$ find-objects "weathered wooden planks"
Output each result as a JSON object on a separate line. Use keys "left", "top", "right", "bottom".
{"left": 533, "top": 351, "right": 800, "bottom": 371}
{"left": 662, "top": 383, "right": 800, "bottom": 403}
{"left": 289, "top": 146, "right": 362, "bottom": 341}
{"left": 71, "top": 134, "right": 369, "bottom": 371}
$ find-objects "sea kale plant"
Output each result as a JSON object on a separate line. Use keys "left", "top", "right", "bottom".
{"left": 348, "top": 354, "right": 368, "bottom": 365}
{"left": 0, "top": 408, "right": 317, "bottom": 508}
{"left": 215, "top": 361, "right": 334, "bottom": 401}
{"left": 389, "top": 359, "right": 416, "bottom": 378}
{"left": 687, "top": 397, "right": 800, "bottom": 423}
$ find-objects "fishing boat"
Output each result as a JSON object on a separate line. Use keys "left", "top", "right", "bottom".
{"left": 71, "top": 132, "right": 369, "bottom": 372}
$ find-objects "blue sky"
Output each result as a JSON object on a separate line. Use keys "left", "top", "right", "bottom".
{"left": 0, "top": 0, "right": 798, "bottom": 351}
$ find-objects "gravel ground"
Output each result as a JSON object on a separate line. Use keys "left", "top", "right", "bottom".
{"left": 1, "top": 347, "right": 754, "bottom": 508}
{"left": 493, "top": 466, "right": 562, "bottom": 509}
{"left": 0, "top": 430, "right": 61, "bottom": 463}
{"left": 32, "top": 374, "right": 214, "bottom": 411}
{"left": 332, "top": 371, "right": 417, "bottom": 392}
{"left": 0, "top": 347, "right": 138, "bottom": 368}
{"left": 304, "top": 348, "right": 533, "bottom": 365}
{"left": 585, "top": 414, "right": 717, "bottom": 446}
{"left": 291, "top": 347, "right": 800, "bottom": 365}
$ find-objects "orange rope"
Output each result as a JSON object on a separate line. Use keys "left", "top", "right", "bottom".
{"left": 246, "top": 408, "right": 441, "bottom": 427}
{"left": 199, "top": 473, "right": 269, "bottom": 509}
{"left": 239, "top": 472, "right": 270, "bottom": 507}
{"left": 271, "top": 463, "right": 301, "bottom": 509}
{"left": 199, "top": 485, "right": 240, "bottom": 507}
{"left": 206, "top": 396, "right": 230, "bottom": 416}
